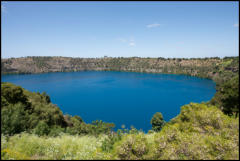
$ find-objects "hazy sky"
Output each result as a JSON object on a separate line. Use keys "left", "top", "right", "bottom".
{"left": 1, "top": 1, "right": 239, "bottom": 58}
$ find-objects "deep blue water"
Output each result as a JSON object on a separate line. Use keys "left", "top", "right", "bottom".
{"left": 1, "top": 71, "right": 216, "bottom": 132}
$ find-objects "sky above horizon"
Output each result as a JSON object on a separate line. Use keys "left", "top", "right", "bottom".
{"left": 1, "top": 1, "right": 239, "bottom": 58}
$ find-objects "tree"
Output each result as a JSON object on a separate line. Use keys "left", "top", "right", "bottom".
{"left": 211, "top": 75, "right": 239, "bottom": 117}
{"left": 219, "top": 76, "right": 239, "bottom": 117}
{"left": 1, "top": 103, "right": 28, "bottom": 135}
{"left": 42, "top": 92, "right": 51, "bottom": 103}
{"left": 1, "top": 83, "right": 29, "bottom": 107}
{"left": 151, "top": 112, "right": 165, "bottom": 132}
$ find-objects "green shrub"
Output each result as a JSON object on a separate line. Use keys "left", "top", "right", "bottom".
{"left": 1, "top": 81, "right": 239, "bottom": 160}
{"left": 113, "top": 133, "right": 149, "bottom": 160}
{"left": 1, "top": 82, "right": 29, "bottom": 106}
{"left": 1, "top": 83, "right": 67, "bottom": 135}
{"left": 101, "top": 132, "right": 122, "bottom": 152}
{"left": 1, "top": 103, "right": 238, "bottom": 160}
{"left": 211, "top": 75, "right": 239, "bottom": 116}
{"left": 151, "top": 112, "right": 165, "bottom": 132}
{"left": 149, "top": 103, "right": 239, "bottom": 160}
{"left": 1, "top": 103, "right": 28, "bottom": 135}
{"left": 48, "top": 126, "right": 65, "bottom": 137}
{"left": 34, "top": 121, "right": 50, "bottom": 136}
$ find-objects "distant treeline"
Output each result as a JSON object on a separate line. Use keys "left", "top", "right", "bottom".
{"left": 2, "top": 56, "right": 239, "bottom": 84}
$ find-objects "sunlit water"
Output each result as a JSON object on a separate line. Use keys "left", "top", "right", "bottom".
{"left": 2, "top": 71, "right": 216, "bottom": 132}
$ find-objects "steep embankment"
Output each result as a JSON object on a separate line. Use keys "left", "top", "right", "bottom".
{"left": 1, "top": 56, "right": 239, "bottom": 84}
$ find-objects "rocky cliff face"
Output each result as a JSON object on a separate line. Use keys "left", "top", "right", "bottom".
{"left": 1, "top": 56, "right": 239, "bottom": 84}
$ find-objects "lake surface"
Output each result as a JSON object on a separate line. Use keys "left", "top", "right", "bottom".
{"left": 2, "top": 71, "right": 216, "bottom": 132}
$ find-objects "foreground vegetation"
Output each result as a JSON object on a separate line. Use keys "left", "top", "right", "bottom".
{"left": 1, "top": 82, "right": 115, "bottom": 137}
{"left": 2, "top": 103, "right": 239, "bottom": 160}
{"left": 1, "top": 56, "right": 239, "bottom": 160}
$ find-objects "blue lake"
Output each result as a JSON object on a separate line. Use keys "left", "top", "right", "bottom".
{"left": 1, "top": 71, "right": 216, "bottom": 132}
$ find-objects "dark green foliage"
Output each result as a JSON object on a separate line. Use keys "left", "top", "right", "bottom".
{"left": 1, "top": 103, "right": 238, "bottom": 160}
{"left": 1, "top": 82, "right": 30, "bottom": 107}
{"left": 1, "top": 103, "right": 28, "bottom": 135}
{"left": 42, "top": 92, "right": 51, "bottom": 103}
{"left": 65, "top": 119, "right": 115, "bottom": 136}
{"left": 65, "top": 115, "right": 89, "bottom": 135}
{"left": 211, "top": 75, "right": 239, "bottom": 116}
{"left": 151, "top": 112, "right": 165, "bottom": 132}
{"left": 64, "top": 119, "right": 115, "bottom": 136}
{"left": 72, "top": 115, "right": 83, "bottom": 123}
{"left": 90, "top": 120, "right": 115, "bottom": 136}
{"left": 33, "top": 121, "right": 50, "bottom": 136}
{"left": 101, "top": 132, "right": 122, "bottom": 152}
{"left": 1, "top": 83, "right": 67, "bottom": 135}
{"left": 65, "top": 124, "right": 88, "bottom": 135}
{"left": 1, "top": 96, "right": 9, "bottom": 107}
{"left": 48, "top": 126, "right": 65, "bottom": 137}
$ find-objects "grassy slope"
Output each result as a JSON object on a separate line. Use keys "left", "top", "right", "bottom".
{"left": 2, "top": 103, "right": 239, "bottom": 160}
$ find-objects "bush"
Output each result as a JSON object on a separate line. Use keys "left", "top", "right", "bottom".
{"left": 1, "top": 83, "right": 29, "bottom": 106}
{"left": 113, "top": 133, "right": 149, "bottom": 160}
{"left": 34, "top": 121, "right": 50, "bottom": 136}
{"left": 149, "top": 103, "right": 239, "bottom": 160}
{"left": 48, "top": 126, "right": 65, "bottom": 137}
{"left": 101, "top": 132, "right": 122, "bottom": 152}
{"left": 151, "top": 112, "right": 165, "bottom": 132}
{"left": 1, "top": 103, "right": 28, "bottom": 135}
{"left": 1, "top": 103, "right": 238, "bottom": 160}
{"left": 220, "top": 76, "right": 239, "bottom": 116}
{"left": 1, "top": 82, "right": 67, "bottom": 135}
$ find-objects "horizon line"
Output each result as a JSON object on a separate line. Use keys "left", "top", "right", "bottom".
{"left": 1, "top": 55, "right": 239, "bottom": 59}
